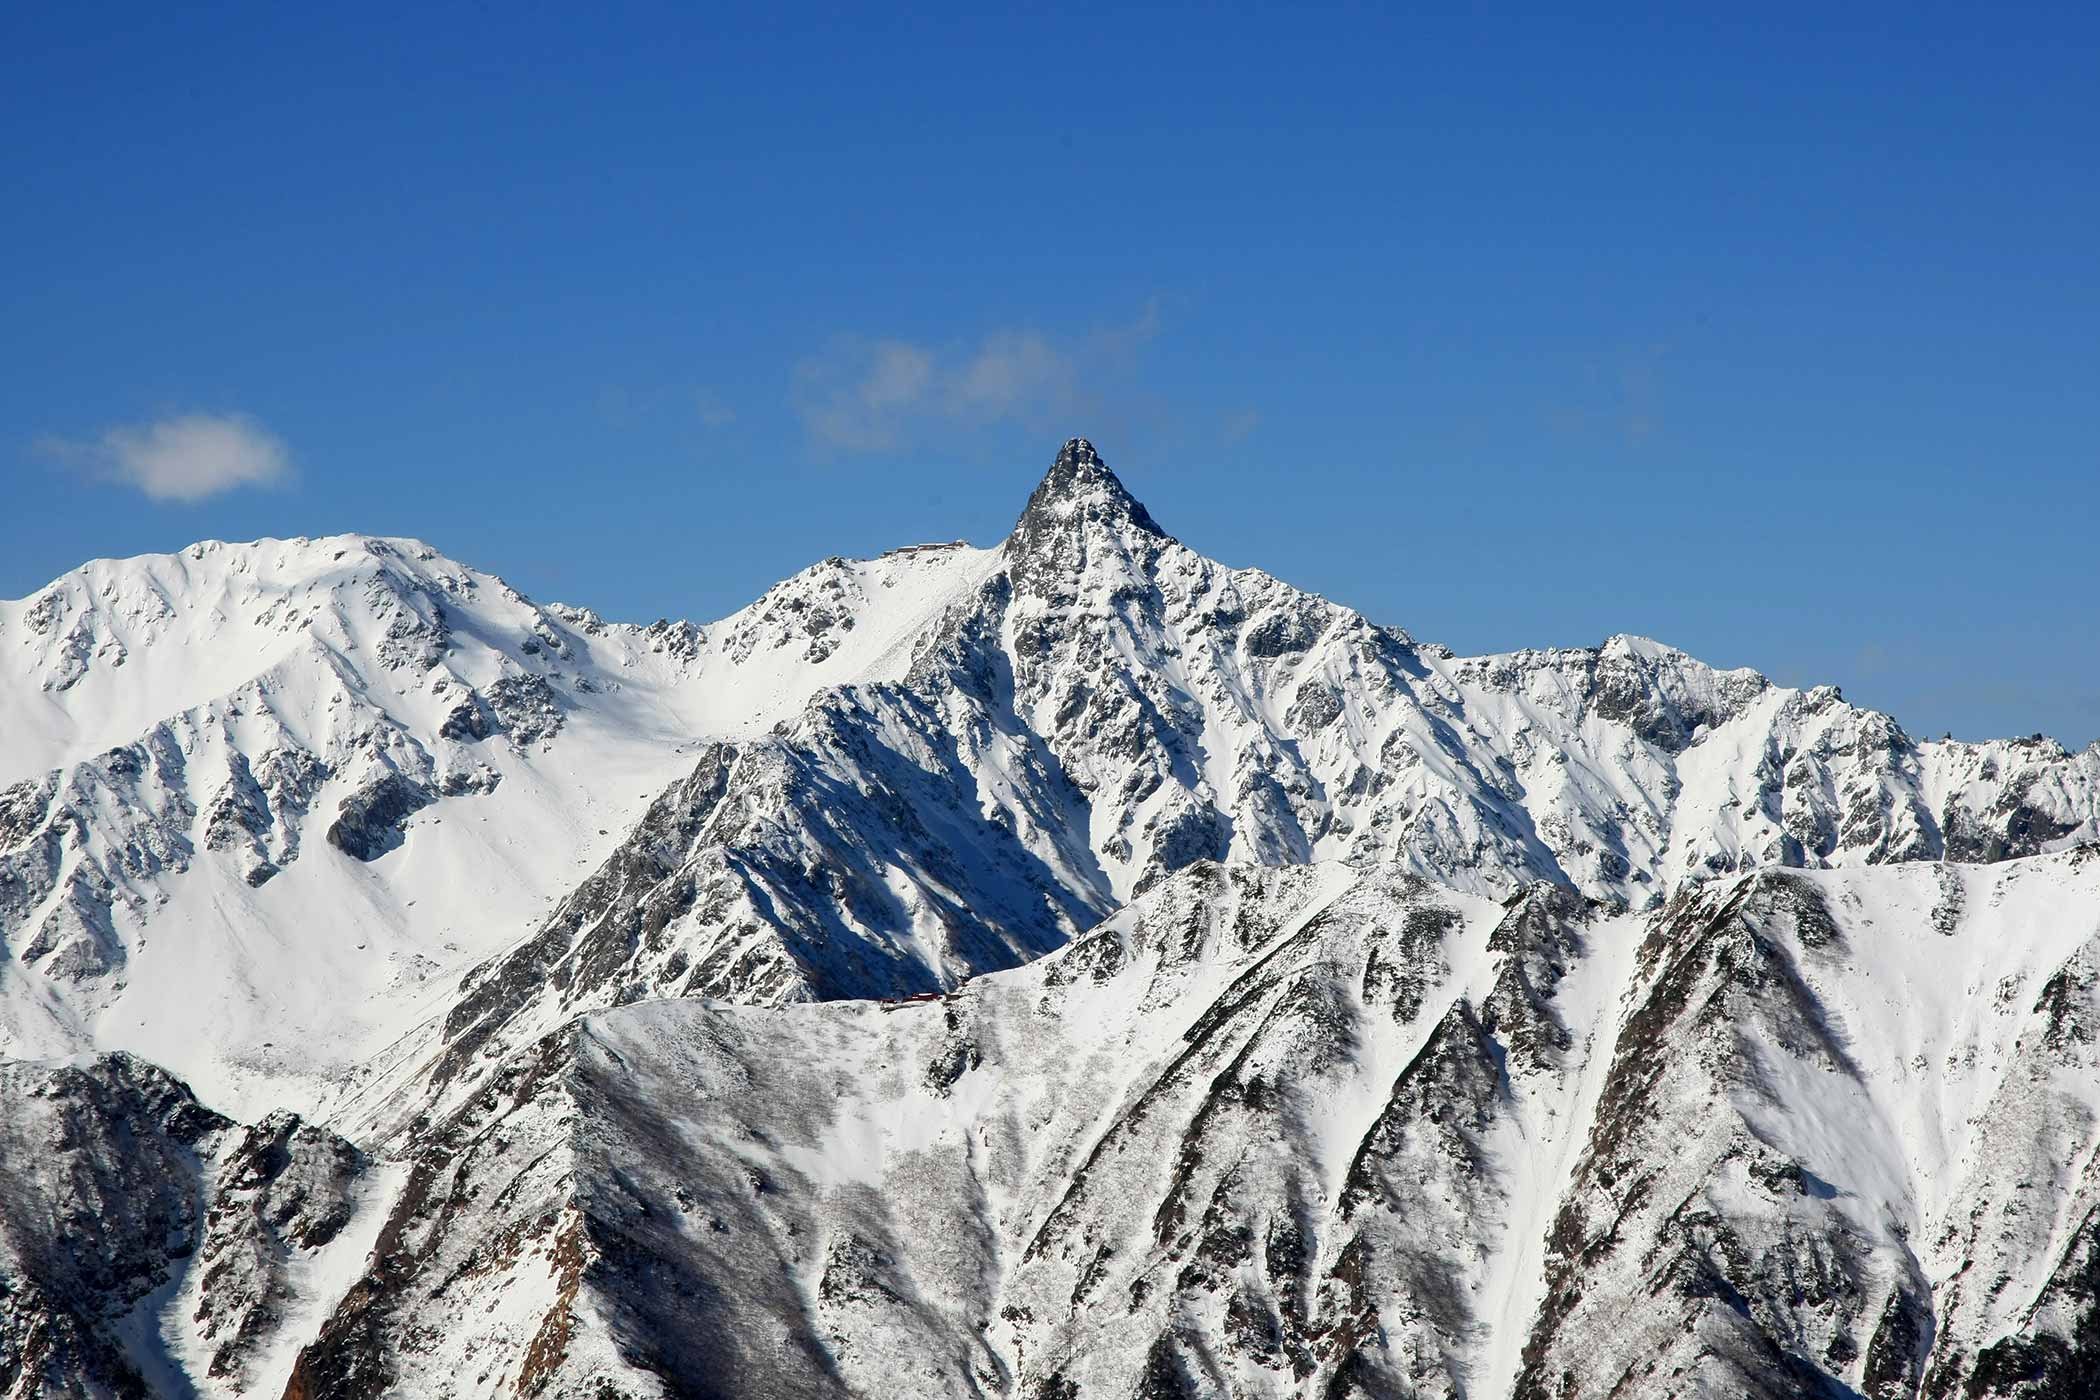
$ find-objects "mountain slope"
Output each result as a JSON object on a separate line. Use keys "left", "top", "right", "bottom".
{"left": 275, "top": 848, "right": 2100, "bottom": 1399}
{"left": 0, "top": 1052, "right": 390, "bottom": 1400}
{"left": 9, "top": 445, "right": 2093, "bottom": 1131}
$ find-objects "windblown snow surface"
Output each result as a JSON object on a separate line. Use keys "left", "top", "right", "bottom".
{"left": 3, "top": 440, "right": 2098, "bottom": 1399}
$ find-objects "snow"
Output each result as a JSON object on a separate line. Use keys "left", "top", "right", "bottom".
{"left": 1471, "top": 905, "right": 1646, "bottom": 1400}
{"left": 381, "top": 850, "right": 2100, "bottom": 1396}
{"left": 9, "top": 508, "right": 2093, "bottom": 1134}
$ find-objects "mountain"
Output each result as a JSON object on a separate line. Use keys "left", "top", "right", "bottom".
{"left": 337, "top": 439, "right": 2098, "bottom": 1147}
{"left": 2, "top": 439, "right": 2097, "bottom": 1398}
{"left": 0, "top": 532, "right": 996, "bottom": 1115}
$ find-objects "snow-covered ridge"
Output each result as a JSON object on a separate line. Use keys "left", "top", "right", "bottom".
{"left": 0, "top": 530, "right": 1003, "bottom": 780}
{"left": 301, "top": 440, "right": 2097, "bottom": 1158}
{"left": 17, "top": 849, "right": 2100, "bottom": 1397}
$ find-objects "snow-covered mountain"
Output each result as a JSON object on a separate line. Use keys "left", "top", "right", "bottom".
{"left": 0, "top": 532, "right": 996, "bottom": 1114}
{"left": 336, "top": 439, "right": 2100, "bottom": 1147}
{"left": 2, "top": 439, "right": 2097, "bottom": 1398}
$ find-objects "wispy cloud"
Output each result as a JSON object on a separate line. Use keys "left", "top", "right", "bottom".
{"left": 794, "top": 303, "right": 1162, "bottom": 453}
{"left": 41, "top": 412, "right": 292, "bottom": 501}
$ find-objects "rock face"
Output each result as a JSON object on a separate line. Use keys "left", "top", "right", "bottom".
{"left": 2, "top": 439, "right": 2099, "bottom": 1397}
{"left": 0, "top": 1054, "right": 378, "bottom": 1400}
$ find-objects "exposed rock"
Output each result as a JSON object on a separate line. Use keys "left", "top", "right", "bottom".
{"left": 323, "top": 772, "right": 434, "bottom": 861}
{"left": 0, "top": 1054, "right": 371, "bottom": 1400}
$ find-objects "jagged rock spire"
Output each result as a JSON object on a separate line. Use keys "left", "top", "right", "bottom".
{"left": 1007, "top": 440, "right": 1168, "bottom": 599}
{"left": 1012, "top": 438, "right": 1165, "bottom": 543}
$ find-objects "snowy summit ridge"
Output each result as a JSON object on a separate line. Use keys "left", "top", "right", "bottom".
{"left": 2, "top": 439, "right": 2098, "bottom": 1399}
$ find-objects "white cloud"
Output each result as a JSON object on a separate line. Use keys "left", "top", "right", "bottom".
{"left": 795, "top": 341, "right": 938, "bottom": 451}
{"left": 46, "top": 412, "right": 292, "bottom": 501}
{"left": 794, "top": 304, "right": 1162, "bottom": 453}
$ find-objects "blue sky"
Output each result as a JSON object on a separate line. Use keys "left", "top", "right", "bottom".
{"left": 4, "top": 3, "right": 2095, "bottom": 745}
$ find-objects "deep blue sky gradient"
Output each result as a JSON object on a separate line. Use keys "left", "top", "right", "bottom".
{"left": 4, "top": 3, "right": 2095, "bottom": 743}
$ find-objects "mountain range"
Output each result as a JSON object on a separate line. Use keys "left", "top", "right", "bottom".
{"left": 2, "top": 440, "right": 2096, "bottom": 1399}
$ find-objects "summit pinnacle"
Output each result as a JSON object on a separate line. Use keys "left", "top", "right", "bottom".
{"left": 1007, "top": 438, "right": 1167, "bottom": 598}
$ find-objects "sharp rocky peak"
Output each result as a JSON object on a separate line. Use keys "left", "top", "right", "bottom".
{"left": 1012, "top": 438, "right": 1165, "bottom": 542}
{"left": 1006, "top": 438, "right": 1170, "bottom": 597}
